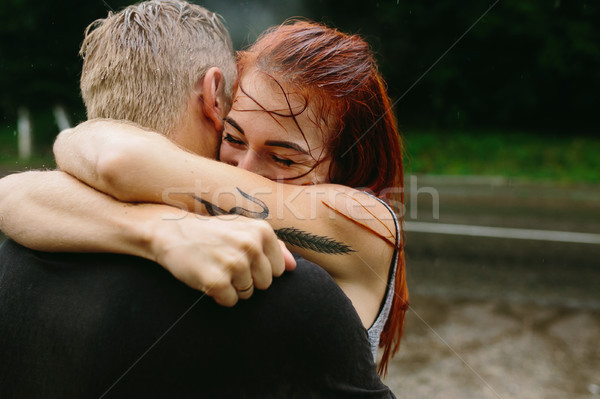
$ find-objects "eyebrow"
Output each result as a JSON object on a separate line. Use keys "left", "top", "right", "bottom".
{"left": 225, "top": 116, "right": 309, "bottom": 155}
{"left": 224, "top": 116, "right": 245, "bottom": 135}
{"left": 265, "top": 140, "right": 309, "bottom": 155}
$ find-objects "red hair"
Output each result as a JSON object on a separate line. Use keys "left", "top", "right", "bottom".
{"left": 238, "top": 20, "right": 408, "bottom": 375}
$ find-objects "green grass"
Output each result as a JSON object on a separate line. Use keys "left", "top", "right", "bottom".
{"left": 403, "top": 130, "right": 600, "bottom": 184}
{"left": 0, "top": 123, "right": 56, "bottom": 173}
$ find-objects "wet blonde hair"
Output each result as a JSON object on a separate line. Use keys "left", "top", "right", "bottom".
{"left": 80, "top": 0, "right": 235, "bottom": 135}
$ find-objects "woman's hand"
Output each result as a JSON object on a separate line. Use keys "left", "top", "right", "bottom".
{"left": 147, "top": 213, "right": 296, "bottom": 307}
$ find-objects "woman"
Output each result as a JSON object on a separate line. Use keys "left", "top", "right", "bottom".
{"left": 9, "top": 21, "right": 408, "bottom": 374}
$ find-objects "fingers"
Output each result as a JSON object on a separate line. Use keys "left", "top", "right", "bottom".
{"left": 217, "top": 223, "right": 281, "bottom": 300}
{"left": 194, "top": 237, "right": 265, "bottom": 306}
{"left": 212, "top": 287, "right": 239, "bottom": 307}
{"left": 201, "top": 273, "right": 239, "bottom": 307}
{"left": 256, "top": 221, "right": 286, "bottom": 277}
{"left": 208, "top": 271, "right": 253, "bottom": 306}
{"left": 232, "top": 226, "right": 272, "bottom": 293}
{"left": 279, "top": 240, "right": 296, "bottom": 271}
{"left": 249, "top": 252, "right": 272, "bottom": 290}
{"left": 235, "top": 281, "right": 255, "bottom": 300}
{"left": 231, "top": 263, "right": 255, "bottom": 300}
{"left": 154, "top": 216, "right": 292, "bottom": 308}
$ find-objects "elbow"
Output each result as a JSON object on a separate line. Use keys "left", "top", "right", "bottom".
{"left": 0, "top": 173, "right": 30, "bottom": 236}
{"left": 53, "top": 128, "right": 74, "bottom": 171}
{"left": 54, "top": 119, "right": 168, "bottom": 204}
{"left": 0, "top": 176, "right": 14, "bottom": 232}
{"left": 0, "top": 172, "right": 21, "bottom": 208}
{"left": 95, "top": 138, "right": 141, "bottom": 202}
{"left": 53, "top": 120, "right": 141, "bottom": 202}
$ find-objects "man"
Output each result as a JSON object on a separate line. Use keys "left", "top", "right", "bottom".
{"left": 0, "top": 1, "right": 395, "bottom": 397}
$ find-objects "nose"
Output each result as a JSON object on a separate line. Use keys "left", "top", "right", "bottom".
{"left": 236, "top": 150, "right": 265, "bottom": 175}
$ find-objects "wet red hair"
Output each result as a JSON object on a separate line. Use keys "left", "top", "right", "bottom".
{"left": 237, "top": 20, "right": 408, "bottom": 375}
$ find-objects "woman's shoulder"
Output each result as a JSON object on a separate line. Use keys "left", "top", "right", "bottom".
{"left": 317, "top": 184, "right": 399, "bottom": 244}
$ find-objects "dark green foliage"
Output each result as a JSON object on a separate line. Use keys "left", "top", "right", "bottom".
{"left": 0, "top": 0, "right": 598, "bottom": 140}
{"left": 0, "top": 0, "right": 132, "bottom": 120}
{"left": 302, "top": 0, "right": 600, "bottom": 134}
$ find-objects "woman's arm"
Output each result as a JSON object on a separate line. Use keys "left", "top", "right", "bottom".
{"left": 0, "top": 170, "right": 293, "bottom": 306}
{"left": 54, "top": 120, "right": 397, "bottom": 290}
{"left": 0, "top": 171, "right": 152, "bottom": 256}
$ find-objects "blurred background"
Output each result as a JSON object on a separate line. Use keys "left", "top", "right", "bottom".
{"left": 1, "top": 1, "right": 599, "bottom": 398}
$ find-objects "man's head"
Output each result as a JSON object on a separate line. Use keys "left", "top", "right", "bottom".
{"left": 80, "top": 0, "right": 236, "bottom": 156}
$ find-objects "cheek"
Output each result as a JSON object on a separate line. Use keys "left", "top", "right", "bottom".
{"left": 270, "top": 165, "right": 300, "bottom": 181}
{"left": 312, "top": 160, "right": 332, "bottom": 184}
{"left": 218, "top": 142, "right": 237, "bottom": 165}
{"left": 279, "top": 161, "right": 331, "bottom": 185}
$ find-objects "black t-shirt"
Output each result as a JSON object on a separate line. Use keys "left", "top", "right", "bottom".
{"left": 0, "top": 240, "right": 395, "bottom": 398}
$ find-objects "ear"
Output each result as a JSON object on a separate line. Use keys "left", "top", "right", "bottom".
{"left": 196, "top": 67, "right": 226, "bottom": 133}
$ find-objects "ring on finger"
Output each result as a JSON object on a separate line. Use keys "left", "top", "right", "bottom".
{"left": 236, "top": 282, "right": 254, "bottom": 293}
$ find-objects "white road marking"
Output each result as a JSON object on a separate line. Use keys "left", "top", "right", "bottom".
{"left": 404, "top": 222, "right": 600, "bottom": 244}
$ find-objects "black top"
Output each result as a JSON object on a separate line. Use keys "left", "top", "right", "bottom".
{"left": 0, "top": 239, "right": 395, "bottom": 399}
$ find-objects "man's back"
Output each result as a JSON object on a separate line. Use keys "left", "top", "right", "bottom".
{"left": 0, "top": 240, "right": 394, "bottom": 398}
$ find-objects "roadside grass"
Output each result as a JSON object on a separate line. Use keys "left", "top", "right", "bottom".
{"left": 0, "top": 123, "right": 56, "bottom": 173}
{"left": 403, "top": 130, "right": 600, "bottom": 184}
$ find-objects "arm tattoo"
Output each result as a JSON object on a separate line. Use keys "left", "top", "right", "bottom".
{"left": 274, "top": 227, "right": 355, "bottom": 255}
{"left": 193, "top": 188, "right": 269, "bottom": 219}
{"left": 193, "top": 187, "right": 354, "bottom": 255}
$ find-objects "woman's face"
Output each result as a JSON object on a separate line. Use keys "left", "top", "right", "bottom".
{"left": 219, "top": 69, "right": 332, "bottom": 185}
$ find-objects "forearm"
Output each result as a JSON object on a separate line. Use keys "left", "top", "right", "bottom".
{"left": 0, "top": 170, "right": 168, "bottom": 258}
{"left": 55, "top": 120, "right": 334, "bottom": 226}
{"left": 53, "top": 119, "right": 163, "bottom": 202}
{"left": 0, "top": 170, "right": 294, "bottom": 305}
{"left": 53, "top": 120, "right": 396, "bottom": 282}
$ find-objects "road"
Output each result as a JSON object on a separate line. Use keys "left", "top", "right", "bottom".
{"left": 385, "top": 175, "right": 600, "bottom": 398}
{"left": 401, "top": 175, "right": 600, "bottom": 308}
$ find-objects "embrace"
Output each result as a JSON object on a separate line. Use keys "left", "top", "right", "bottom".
{"left": 0, "top": 1, "right": 408, "bottom": 397}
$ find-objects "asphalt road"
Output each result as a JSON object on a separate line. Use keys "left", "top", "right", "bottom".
{"left": 1, "top": 172, "right": 599, "bottom": 398}
{"left": 385, "top": 176, "right": 600, "bottom": 398}
{"left": 401, "top": 175, "right": 600, "bottom": 308}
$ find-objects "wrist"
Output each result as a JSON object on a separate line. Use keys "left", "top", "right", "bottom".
{"left": 121, "top": 204, "right": 172, "bottom": 262}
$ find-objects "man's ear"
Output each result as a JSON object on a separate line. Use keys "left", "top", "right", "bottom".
{"left": 196, "top": 67, "right": 226, "bottom": 133}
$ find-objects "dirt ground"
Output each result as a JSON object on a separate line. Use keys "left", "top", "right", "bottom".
{"left": 383, "top": 294, "right": 600, "bottom": 399}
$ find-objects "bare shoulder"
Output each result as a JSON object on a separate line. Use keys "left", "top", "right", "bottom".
{"left": 317, "top": 184, "right": 398, "bottom": 247}
{"left": 303, "top": 184, "right": 398, "bottom": 282}
{"left": 313, "top": 185, "right": 398, "bottom": 326}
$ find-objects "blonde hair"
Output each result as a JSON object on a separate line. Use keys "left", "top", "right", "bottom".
{"left": 80, "top": 0, "right": 235, "bottom": 135}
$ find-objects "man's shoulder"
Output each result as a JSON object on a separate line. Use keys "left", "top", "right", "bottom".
{"left": 0, "top": 238, "right": 174, "bottom": 287}
{"left": 0, "top": 241, "right": 394, "bottom": 398}
{"left": 0, "top": 238, "right": 153, "bottom": 268}
{"left": 271, "top": 253, "right": 365, "bottom": 330}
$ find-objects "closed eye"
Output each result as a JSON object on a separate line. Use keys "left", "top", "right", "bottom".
{"left": 223, "top": 133, "right": 246, "bottom": 146}
{"left": 271, "top": 155, "right": 295, "bottom": 167}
